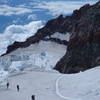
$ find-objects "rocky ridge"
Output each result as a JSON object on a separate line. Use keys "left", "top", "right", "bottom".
{"left": 54, "top": 1, "right": 100, "bottom": 73}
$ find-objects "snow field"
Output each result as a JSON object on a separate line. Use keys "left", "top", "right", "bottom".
{"left": 1, "top": 66, "right": 100, "bottom": 100}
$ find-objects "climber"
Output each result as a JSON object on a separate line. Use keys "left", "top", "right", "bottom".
{"left": 17, "top": 85, "right": 19, "bottom": 92}
{"left": 31, "top": 95, "right": 35, "bottom": 100}
{"left": 7, "top": 82, "right": 9, "bottom": 89}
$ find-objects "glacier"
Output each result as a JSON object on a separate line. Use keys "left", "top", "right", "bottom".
{"left": 0, "top": 40, "right": 67, "bottom": 84}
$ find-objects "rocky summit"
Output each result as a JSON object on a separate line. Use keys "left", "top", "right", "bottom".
{"left": 2, "top": 1, "right": 100, "bottom": 74}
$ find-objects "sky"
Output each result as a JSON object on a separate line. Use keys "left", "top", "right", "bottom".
{"left": 0, "top": 0, "right": 98, "bottom": 32}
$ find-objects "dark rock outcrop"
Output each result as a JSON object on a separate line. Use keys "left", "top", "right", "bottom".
{"left": 43, "top": 37, "right": 68, "bottom": 45}
{"left": 54, "top": 1, "right": 100, "bottom": 73}
{"left": 2, "top": 1, "right": 100, "bottom": 74}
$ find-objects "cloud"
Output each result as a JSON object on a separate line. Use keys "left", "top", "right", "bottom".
{"left": 0, "top": 21, "right": 44, "bottom": 55}
{"left": 34, "top": 1, "right": 97, "bottom": 16}
{"left": 28, "top": 14, "right": 37, "bottom": 20}
{"left": 0, "top": 5, "right": 32, "bottom": 16}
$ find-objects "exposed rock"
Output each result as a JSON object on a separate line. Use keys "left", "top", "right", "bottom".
{"left": 43, "top": 38, "right": 68, "bottom": 45}
{"left": 54, "top": 1, "right": 100, "bottom": 73}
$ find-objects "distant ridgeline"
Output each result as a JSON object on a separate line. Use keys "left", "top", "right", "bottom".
{"left": 2, "top": 1, "right": 100, "bottom": 73}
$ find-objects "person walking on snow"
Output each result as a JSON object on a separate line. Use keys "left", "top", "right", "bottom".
{"left": 31, "top": 95, "right": 35, "bottom": 100}
{"left": 7, "top": 82, "right": 9, "bottom": 89}
{"left": 17, "top": 85, "right": 19, "bottom": 92}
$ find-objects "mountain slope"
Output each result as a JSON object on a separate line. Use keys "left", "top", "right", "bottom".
{"left": 1, "top": 66, "right": 100, "bottom": 100}
{"left": 2, "top": 1, "right": 100, "bottom": 74}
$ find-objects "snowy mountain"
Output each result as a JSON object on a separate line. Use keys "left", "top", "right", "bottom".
{"left": 0, "top": 0, "right": 99, "bottom": 76}
{"left": 0, "top": 1, "right": 100, "bottom": 100}
{"left": 0, "top": 1, "right": 99, "bottom": 74}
